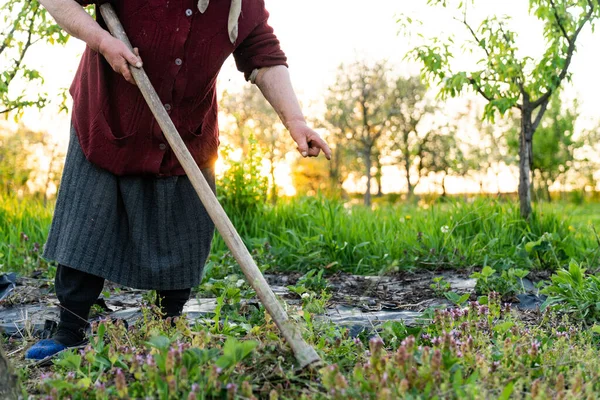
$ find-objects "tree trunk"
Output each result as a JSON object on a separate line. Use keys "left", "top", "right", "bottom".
{"left": 269, "top": 156, "right": 277, "bottom": 204}
{"left": 441, "top": 173, "right": 447, "bottom": 197}
{"left": 404, "top": 157, "right": 413, "bottom": 199}
{"left": 364, "top": 150, "right": 372, "bottom": 207}
{"left": 544, "top": 177, "right": 552, "bottom": 203}
{"left": 495, "top": 170, "right": 501, "bottom": 195}
{"left": 0, "top": 345, "right": 19, "bottom": 400}
{"left": 374, "top": 158, "right": 383, "bottom": 197}
{"left": 519, "top": 111, "right": 533, "bottom": 219}
{"left": 328, "top": 152, "right": 341, "bottom": 195}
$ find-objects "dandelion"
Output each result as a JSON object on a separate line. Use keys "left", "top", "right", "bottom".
{"left": 301, "top": 293, "right": 310, "bottom": 299}
{"left": 405, "top": 215, "right": 412, "bottom": 220}
{"left": 441, "top": 225, "right": 450, "bottom": 234}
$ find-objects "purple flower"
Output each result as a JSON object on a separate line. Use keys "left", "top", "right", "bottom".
{"left": 146, "top": 354, "right": 156, "bottom": 367}
{"left": 115, "top": 368, "right": 126, "bottom": 393}
{"left": 226, "top": 383, "right": 238, "bottom": 394}
{"left": 40, "top": 372, "right": 53, "bottom": 380}
{"left": 491, "top": 361, "right": 500, "bottom": 372}
{"left": 477, "top": 305, "right": 489, "bottom": 316}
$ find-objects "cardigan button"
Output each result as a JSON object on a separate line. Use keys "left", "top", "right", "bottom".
{"left": 159, "top": 143, "right": 167, "bottom": 151}
{"left": 185, "top": 9, "right": 193, "bottom": 16}
{"left": 164, "top": 103, "right": 172, "bottom": 111}
{"left": 175, "top": 58, "right": 182, "bottom": 66}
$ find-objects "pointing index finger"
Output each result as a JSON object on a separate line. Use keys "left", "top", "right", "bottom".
{"left": 312, "top": 137, "right": 332, "bottom": 160}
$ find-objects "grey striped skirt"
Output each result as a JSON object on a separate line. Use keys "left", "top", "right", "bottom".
{"left": 42, "top": 126, "right": 216, "bottom": 290}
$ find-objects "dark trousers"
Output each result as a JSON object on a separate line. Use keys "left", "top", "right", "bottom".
{"left": 56, "top": 264, "right": 191, "bottom": 331}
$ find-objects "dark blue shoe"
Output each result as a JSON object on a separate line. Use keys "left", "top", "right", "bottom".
{"left": 25, "top": 339, "right": 69, "bottom": 360}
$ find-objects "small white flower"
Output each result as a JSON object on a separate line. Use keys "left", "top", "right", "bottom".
{"left": 236, "top": 279, "right": 245, "bottom": 288}
{"left": 301, "top": 293, "right": 311, "bottom": 299}
{"left": 441, "top": 225, "right": 450, "bottom": 234}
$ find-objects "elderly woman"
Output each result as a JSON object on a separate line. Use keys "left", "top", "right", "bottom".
{"left": 27, "top": 0, "right": 331, "bottom": 360}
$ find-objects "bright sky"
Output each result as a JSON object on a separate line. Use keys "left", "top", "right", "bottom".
{"left": 10, "top": 0, "right": 600, "bottom": 194}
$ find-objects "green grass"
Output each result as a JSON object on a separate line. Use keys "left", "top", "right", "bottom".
{"left": 218, "top": 196, "right": 599, "bottom": 274}
{"left": 0, "top": 194, "right": 53, "bottom": 275}
{"left": 2, "top": 193, "right": 600, "bottom": 276}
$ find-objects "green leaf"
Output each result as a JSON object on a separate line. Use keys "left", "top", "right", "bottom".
{"left": 77, "top": 377, "right": 92, "bottom": 389}
{"left": 590, "top": 325, "right": 600, "bottom": 335}
{"left": 493, "top": 321, "right": 515, "bottom": 335}
{"left": 498, "top": 381, "right": 515, "bottom": 400}
{"left": 216, "top": 337, "right": 258, "bottom": 369}
{"left": 146, "top": 335, "right": 171, "bottom": 351}
{"left": 525, "top": 239, "right": 542, "bottom": 253}
{"left": 481, "top": 266, "right": 496, "bottom": 278}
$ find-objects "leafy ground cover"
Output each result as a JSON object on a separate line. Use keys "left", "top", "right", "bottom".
{"left": 6, "top": 285, "right": 600, "bottom": 399}
{"left": 4, "top": 194, "right": 600, "bottom": 398}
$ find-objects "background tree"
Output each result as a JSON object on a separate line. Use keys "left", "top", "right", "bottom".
{"left": 420, "top": 126, "right": 467, "bottom": 197}
{"left": 220, "top": 86, "right": 293, "bottom": 202}
{"left": 324, "top": 60, "right": 394, "bottom": 206}
{"left": 460, "top": 102, "right": 516, "bottom": 194}
{"left": 0, "top": 126, "right": 64, "bottom": 198}
{"left": 386, "top": 76, "right": 436, "bottom": 199}
{"left": 506, "top": 94, "right": 581, "bottom": 201}
{"left": 409, "top": 0, "right": 599, "bottom": 218}
{"left": 291, "top": 129, "right": 353, "bottom": 197}
{"left": 0, "top": 126, "right": 44, "bottom": 194}
{"left": 1, "top": 0, "right": 72, "bottom": 118}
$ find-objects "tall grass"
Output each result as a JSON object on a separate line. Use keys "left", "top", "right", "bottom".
{"left": 218, "top": 197, "right": 599, "bottom": 274}
{"left": 0, "top": 194, "right": 53, "bottom": 274}
{"left": 2, "top": 192, "right": 599, "bottom": 276}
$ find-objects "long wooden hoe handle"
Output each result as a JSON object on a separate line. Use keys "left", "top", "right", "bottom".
{"left": 99, "top": 4, "right": 321, "bottom": 369}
